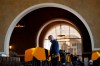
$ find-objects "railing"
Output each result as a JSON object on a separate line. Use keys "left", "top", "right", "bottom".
{"left": 0, "top": 57, "right": 20, "bottom": 66}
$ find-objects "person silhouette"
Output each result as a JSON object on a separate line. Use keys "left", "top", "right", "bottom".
{"left": 48, "top": 35, "right": 59, "bottom": 66}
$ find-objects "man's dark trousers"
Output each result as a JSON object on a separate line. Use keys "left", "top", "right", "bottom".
{"left": 51, "top": 57, "right": 59, "bottom": 66}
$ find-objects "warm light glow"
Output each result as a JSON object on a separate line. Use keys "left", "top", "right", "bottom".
{"left": 66, "top": 42, "right": 70, "bottom": 46}
{"left": 16, "top": 24, "right": 24, "bottom": 28}
{"left": 57, "top": 39, "right": 70, "bottom": 42}
{"left": 9, "top": 46, "right": 12, "bottom": 49}
{"left": 57, "top": 35, "right": 66, "bottom": 39}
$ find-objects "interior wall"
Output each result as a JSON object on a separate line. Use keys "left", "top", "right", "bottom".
{"left": 0, "top": 0, "right": 100, "bottom": 53}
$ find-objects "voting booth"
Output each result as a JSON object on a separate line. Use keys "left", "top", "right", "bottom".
{"left": 25, "top": 47, "right": 51, "bottom": 66}
{"left": 92, "top": 52, "right": 100, "bottom": 61}
{"left": 25, "top": 47, "right": 47, "bottom": 62}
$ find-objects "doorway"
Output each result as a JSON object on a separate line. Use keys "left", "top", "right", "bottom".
{"left": 43, "top": 19, "right": 82, "bottom": 56}
{"left": 4, "top": 3, "right": 93, "bottom": 58}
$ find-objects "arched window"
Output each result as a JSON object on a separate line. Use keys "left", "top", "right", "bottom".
{"left": 44, "top": 24, "right": 82, "bottom": 55}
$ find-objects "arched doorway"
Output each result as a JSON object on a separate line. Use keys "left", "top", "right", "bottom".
{"left": 43, "top": 19, "right": 82, "bottom": 56}
{"left": 4, "top": 3, "right": 93, "bottom": 57}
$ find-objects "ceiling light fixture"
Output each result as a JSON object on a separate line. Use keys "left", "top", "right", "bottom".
{"left": 15, "top": 24, "right": 25, "bottom": 28}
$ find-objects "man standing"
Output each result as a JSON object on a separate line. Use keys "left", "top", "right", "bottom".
{"left": 48, "top": 35, "right": 59, "bottom": 66}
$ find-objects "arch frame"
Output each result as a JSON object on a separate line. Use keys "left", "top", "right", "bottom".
{"left": 2, "top": 3, "right": 97, "bottom": 56}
